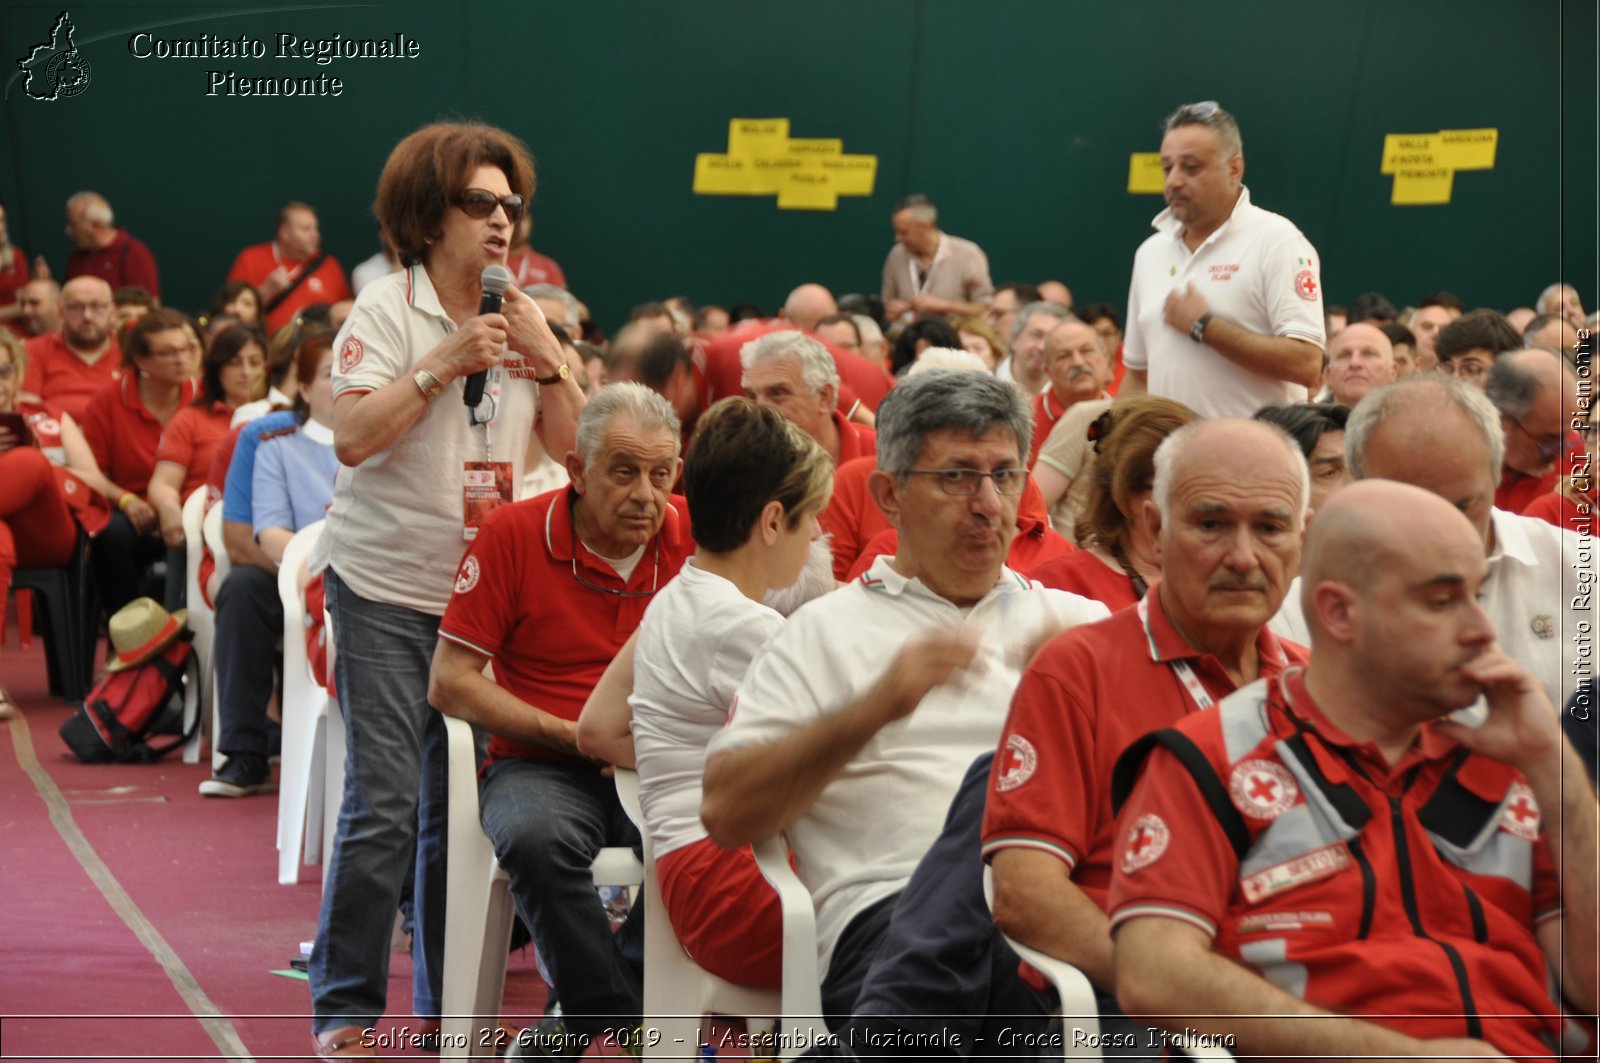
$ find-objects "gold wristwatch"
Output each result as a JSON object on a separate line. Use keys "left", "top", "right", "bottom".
{"left": 536, "top": 363, "right": 570, "bottom": 386}
{"left": 413, "top": 368, "right": 444, "bottom": 400}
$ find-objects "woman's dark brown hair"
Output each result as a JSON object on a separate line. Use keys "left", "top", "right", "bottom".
{"left": 1074, "top": 394, "right": 1197, "bottom": 552}
{"left": 375, "top": 121, "right": 537, "bottom": 266}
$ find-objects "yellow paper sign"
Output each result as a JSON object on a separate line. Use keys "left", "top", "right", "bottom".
{"left": 1380, "top": 134, "right": 1441, "bottom": 175}
{"left": 1438, "top": 128, "right": 1497, "bottom": 170}
{"left": 693, "top": 118, "right": 876, "bottom": 210}
{"left": 1391, "top": 168, "right": 1454, "bottom": 206}
{"left": 1128, "top": 153, "right": 1165, "bottom": 194}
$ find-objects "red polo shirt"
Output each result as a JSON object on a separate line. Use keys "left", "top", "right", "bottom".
{"left": 228, "top": 242, "right": 353, "bottom": 334}
{"left": 508, "top": 246, "right": 567, "bottom": 289}
{"left": 1030, "top": 548, "right": 1141, "bottom": 612}
{"left": 439, "top": 487, "right": 693, "bottom": 766}
{"left": 1496, "top": 440, "right": 1584, "bottom": 514}
{"left": 65, "top": 229, "right": 159, "bottom": 297}
{"left": 1029, "top": 389, "right": 1108, "bottom": 470}
{"left": 79, "top": 375, "right": 198, "bottom": 496}
{"left": 982, "top": 587, "right": 1304, "bottom": 911}
{"left": 832, "top": 408, "right": 875, "bottom": 465}
{"left": 21, "top": 331, "right": 123, "bottom": 421}
{"left": 155, "top": 402, "right": 236, "bottom": 499}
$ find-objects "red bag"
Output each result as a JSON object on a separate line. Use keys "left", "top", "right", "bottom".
{"left": 59, "top": 634, "right": 196, "bottom": 763}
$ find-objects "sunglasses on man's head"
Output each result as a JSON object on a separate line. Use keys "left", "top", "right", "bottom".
{"left": 453, "top": 189, "right": 523, "bottom": 225}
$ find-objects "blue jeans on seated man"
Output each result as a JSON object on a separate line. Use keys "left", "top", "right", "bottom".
{"left": 309, "top": 568, "right": 448, "bottom": 1034}
{"left": 480, "top": 756, "right": 643, "bottom": 1039}
{"left": 815, "top": 752, "right": 1159, "bottom": 1060}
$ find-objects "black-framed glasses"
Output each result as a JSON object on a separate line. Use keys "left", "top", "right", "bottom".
{"left": 469, "top": 389, "right": 497, "bottom": 428}
{"left": 453, "top": 189, "right": 524, "bottom": 226}
{"left": 1507, "top": 416, "right": 1568, "bottom": 461}
{"left": 569, "top": 551, "right": 661, "bottom": 598}
{"left": 903, "top": 467, "right": 1028, "bottom": 496}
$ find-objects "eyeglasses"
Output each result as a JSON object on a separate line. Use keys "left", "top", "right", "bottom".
{"left": 903, "top": 467, "right": 1027, "bottom": 496}
{"left": 452, "top": 189, "right": 524, "bottom": 226}
{"left": 468, "top": 388, "right": 497, "bottom": 428}
{"left": 569, "top": 550, "right": 660, "bottom": 598}
{"left": 145, "top": 343, "right": 195, "bottom": 360}
{"left": 63, "top": 302, "right": 112, "bottom": 315}
{"left": 1507, "top": 416, "right": 1569, "bottom": 461}
{"left": 0, "top": 364, "right": 14, "bottom": 378}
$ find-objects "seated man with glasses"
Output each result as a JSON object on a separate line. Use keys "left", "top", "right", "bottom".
{"left": 1433, "top": 307, "right": 1523, "bottom": 389}
{"left": 1485, "top": 347, "right": 1584, "bottom": 514}
{"left": 430, "top": 382, "right": 691, "bottom": 1057}
{"left": 702, "top": 370, "right": 1107, "bottom": 1051}
{"left": 19, "top": 276, "right": 121, "bottom": 420}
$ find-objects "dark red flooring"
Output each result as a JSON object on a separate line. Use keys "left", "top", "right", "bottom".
{"left": 1, "top": 626, "right": 551, "bottom": 1062}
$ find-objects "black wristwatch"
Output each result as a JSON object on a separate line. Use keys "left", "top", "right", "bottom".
{"left": 1190, "top": 312, "right": 1215, "bottom": 343}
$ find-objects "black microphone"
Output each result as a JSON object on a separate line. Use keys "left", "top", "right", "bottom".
{"left": 463, "top": 264, "right": 513, "bottom": 407}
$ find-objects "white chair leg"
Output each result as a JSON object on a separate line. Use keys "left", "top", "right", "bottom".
{"left": 276, "top": 689, "right": 324, "bottom": 885}
{"left": 303, "top": 709, "right": 328, "bottom": 867}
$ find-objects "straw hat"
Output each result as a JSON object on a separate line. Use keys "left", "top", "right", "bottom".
{"left": 105, "top": 597, "right": 188, "bottom": 673}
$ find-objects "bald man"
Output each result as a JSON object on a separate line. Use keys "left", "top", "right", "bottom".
{"left": 1273, "top": 376, "right": 1585, "bottom": 713}
{"left": 1113, "top": 479, "right": 1596, "bottom": 1059}
{"left": 1321, "top": 321, "right": 1394, "bottom": 408}
{"left": 782, "top": 283, "right": 838, "bottom": 333}
{"left": 1537, "top": 282, "right": 1585, "bottom": 327}
{"left": 20, "top": 276, "right": 122, "bottom": 419}
{"left": 62, "top": 191, "right": 159, "bottom": 297}
{"left": 1485, "top": 347, "right": 1582, "bottom": 513}
{"left": 17, "top": 278, "right": 61, "bottom": 338}
{"left": 987, "top": 418, "right": 1309, "bottom": 1045}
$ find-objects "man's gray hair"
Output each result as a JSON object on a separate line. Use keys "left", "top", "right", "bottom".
{"left": 1537, "top": 282, "right": 1577, "bottom": 315}
{"left": 894, "top": 193, "right": 937, "bottom": 225}
{"left": 574, "top": 381, "right": 681, "bottom": 469}
{"left": 1164, "top": 100, "right": 1244, "bottom": 160}
{"left": 1484, "top": 349, "right": 1551, "bottom": 421}
{"left": 1151, "top": 419, "right": 1309, "bottom": 523}
{"left": 1010, "top": 300, "right": 1073, "bottom": 344}
{"left": 523, "top": 283, "right": 581, "bottom": 332}
{"left": 875, "top": 370, "right": 1031, "bottom": 476}
{"left": 1345, "top": 376, "right": 1505, "bottom": 482}
{"left": 67, "top": 191, "right": 112, "bottom": 225}
{"left": 739, "top": 330, "right": 839, "bottom": 395}
{"left": 852, "top": 313, "right": 884, "bottom": 347}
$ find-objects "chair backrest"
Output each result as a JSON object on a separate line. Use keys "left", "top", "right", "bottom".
{"left": 277, "top": 520, "right": 325, "bottom": 687}
{"left": 180, "top": 488, "right": 209, "bottom": 603}
{"left": 202, "top": 501, "right": 230, "bottom": 587}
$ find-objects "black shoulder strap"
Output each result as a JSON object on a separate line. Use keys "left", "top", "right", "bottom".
{"left": 264, "top": 253, "right": 328, "bottom": 314}
{"left": 1112, "top": 728, "right": 1252, "bottom": 862}
{"left": 1280, "top": 732, "right": 1373, "bottom": 833}
{"left": 1417, "top": 748, "right": 1502, "bottom": 848}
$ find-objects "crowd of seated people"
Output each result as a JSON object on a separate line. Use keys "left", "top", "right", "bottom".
{"left": 1, "top": 117, "right": 1594, "bottom": 1063}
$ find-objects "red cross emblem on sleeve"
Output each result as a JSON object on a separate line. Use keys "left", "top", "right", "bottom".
{"left": 1120, "top": 813, "right": 1170, "bottom": 873}
{"left": 1500, "top": 782, "right": 1541, "bottom": 841}
{"left": 1230, "top": 760, "right": 1298, "bottom": 820}
{"left": 1294, "top": 270, "right": 1320, "bottom": 302}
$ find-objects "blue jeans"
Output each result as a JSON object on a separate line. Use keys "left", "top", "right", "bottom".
{"left": 480, "top": 757, "right": 642, "bottom": 1038}
{"left": 309, "top": 568, "right": 448, "bottom": 1033}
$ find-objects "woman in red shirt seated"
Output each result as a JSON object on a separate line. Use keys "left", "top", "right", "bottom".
{"left": 1030, "top": 394, "right": 1195, "bottom": 611}
{"left": 0, "top": 330, "right": 116, "bottom": 714}
{"left": 147, "top": 324, "right": 266, "bottom": 548}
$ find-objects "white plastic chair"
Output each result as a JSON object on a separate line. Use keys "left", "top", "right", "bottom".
{"left": 440, "top": 715, "right": 644, "bottom": 1062}
{"left": 748, "top": 834, "right": 826, "bottom": 1060}
{"left": 612, "top": 768, "right": 781, "bottom": 1062}
{"left": 981, "top": 867, "right": 1233, "bottom": 1061}
{"left": 200, "top": 503, "right": 231, "bottom": 771}
{"left": 180, "top": 488, "right": 213, "bottom": 764}
{"left": 276, "top": 521, "right": 329, "bottom": 885}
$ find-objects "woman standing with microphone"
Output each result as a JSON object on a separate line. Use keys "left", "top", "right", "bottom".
{"left": 310, "top": 121, "right": 584, "bottom": 1059}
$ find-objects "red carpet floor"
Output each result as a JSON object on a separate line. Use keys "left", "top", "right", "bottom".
{"left": 1, "top": 626, "right": 551, "bottom": 1062}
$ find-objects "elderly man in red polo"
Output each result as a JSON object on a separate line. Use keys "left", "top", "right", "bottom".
{"left": 429, "top": 382, "right": 693, "bottom": 1057}
{"left": 741, "top": 330, "right": 875, "bottom": 467}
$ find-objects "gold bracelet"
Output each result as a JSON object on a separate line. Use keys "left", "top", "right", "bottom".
{"left": 117, "top": 492, "right": 136, "bottom": 510}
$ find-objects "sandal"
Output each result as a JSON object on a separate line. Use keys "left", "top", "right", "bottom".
{"left": 313, "top": 1026, "right": 377, "bottom": 1058}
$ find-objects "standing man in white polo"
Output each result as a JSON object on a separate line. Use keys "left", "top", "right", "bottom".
{"left": 1121, "top": 101, "right": 1326, "bottom": 418}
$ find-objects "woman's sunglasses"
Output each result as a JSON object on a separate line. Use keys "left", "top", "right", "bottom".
{"left": 453, "top": 189, "right": 524, "bottom": 225}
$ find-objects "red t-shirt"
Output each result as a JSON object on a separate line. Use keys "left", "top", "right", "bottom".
{"left": 155, "top": 402, "right": 235, "bottom": 499}
{"left": 21, "top": 331, "right": 123, "bottom": 421}
{"left": 1109, "top": 670, "right": 1561, "bottom": 1057}
{"left": 982, "top": 589, "right": 1304, "bottom": 911}
{"left": 1495, "top": 439, "right": 1585, "bottom": 514}
{"left": 65, "top": 229, "right": 159, "bottom": 297}
{"left": 227, "top": 242, "right": 353, "bottom": 334}
{"left": 438, "top": 487, "right": 692, "bottom": 766}
{"left": 507, "top": 246, "right": 567, "bottom": 289}
{"left": 1029, "top": 547, "right": 1141, "bottom": 612}
{"left": 0, "top": 246, "right": 29, "bottom": 334}
{"left": 832, "top": 409, "right": 875, "bottom": 465}
{"left": 79, "top": 375, "right": 198, "bottom": 496}
{"left": 700, "top": 320, "right": 893, "bottom": 413}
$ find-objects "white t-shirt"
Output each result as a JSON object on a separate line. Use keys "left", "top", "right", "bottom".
{"left": 324, "top": 264, "right": 538, "bottom": 614}
{"left": 705, "top": 557, "right": 1109, "bottom": 977}
{"left": 630, "top": 560, "right": 784, "bottom": 861}
{"left": 1271, "top": 507, "right": 1583, "bottom": 710}
{"left": 1123, "top": 186, "right": 1326, "bottom": 418}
